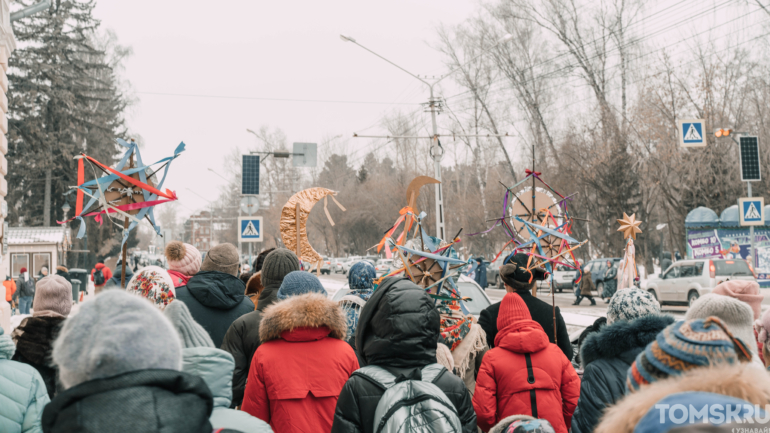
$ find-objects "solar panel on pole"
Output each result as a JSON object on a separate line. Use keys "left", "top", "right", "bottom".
{"left": 242, "top": 155, "right": 260, "bottom": 195}
{"left": 739, "top": 136, "right": 761, "bottom": 182}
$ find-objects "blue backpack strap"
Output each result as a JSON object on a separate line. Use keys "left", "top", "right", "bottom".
{"left": 354, "top": 365, "right": 397, "bottom": 390}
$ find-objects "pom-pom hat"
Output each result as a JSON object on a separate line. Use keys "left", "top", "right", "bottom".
{"left": 165, "top": 241, "right": 202, "bottom": 277}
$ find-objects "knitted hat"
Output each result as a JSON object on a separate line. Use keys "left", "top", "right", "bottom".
{"left": 33, "top": 275, "right": 73, "bottom": 317}
{"left": 261, "top": 248, "right": 300, "bottom": 288}
{"left": 712, "top": 280, "right": 763, "bottom": 320}
{"left": 52, "top": 290, "right": 182, "bottom": 389}
{"left": 200, "top": 243, "right": 240, "bottom": 276}
{"left": 500, "top": 253, "right": 547, "bottom": 290}
{"left": 755, "top": 308, "right": 770, "bottom": 346}
{"left": 686, "top": 294, "right": 758, "bottom": 356}
{"left": 276, "top": 271, "right": 327, "bottom": 300}
{"left": 606, "top": 287, "right": 660, "bottom": 324}
{"left": 626, "top": 317, "right": 752, "bottom": 392}
{"left": 348, "top": 261, "right": 376, "bottom": 292}
{"left": 19, "top": 267, "right": 26, "bottom": 273}
{"left": 165, "top": 241, "right": 202, "bottom": 277}
{"left": 253, "top": 248, "right": 276, "bottom": 273}
{"left": 497, "top": 292, "right": 532, "bottom": 331}
{"left": 503, "top": 419, "right": 555, "bottom": 433}
{"left": 163, "top": 300, "right": 214, "bottom": 349}
{"left": 126, "top": 266, "right": 176, "bottom": 310}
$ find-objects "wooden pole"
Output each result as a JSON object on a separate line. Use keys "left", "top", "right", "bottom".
{"left": 121, "top": 151, "right": 133, "bottom": 288}
{"left": 531, "top": 145, "right": 537, "bottom": 298}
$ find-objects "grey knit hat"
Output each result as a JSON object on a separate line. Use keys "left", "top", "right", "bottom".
{"left": 686, "top": 293, "right": 758, "bottom": 356}
{"left": 276, "top": 271, "right": 327, "bottom": 300}
{"left": 261, "top": 248, "right": 300, "bottom": 288}
{"left": 606, "top": 288, "right": 660, "bottom": 324}
{"left": 52, "top": 290, "right": 182, "bottom": 390}
{"left": 200, "top": 243, "right": 240, "bottom": 276}
{"left": 34, "top": 275, "right": 73, "bottom": 317}
{"left": 163, "top": 300, "right": 214, "bottom": 349}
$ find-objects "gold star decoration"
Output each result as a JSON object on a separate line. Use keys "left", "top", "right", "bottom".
{"left": 617, "top": 212, "right": 643, "bottom": 240}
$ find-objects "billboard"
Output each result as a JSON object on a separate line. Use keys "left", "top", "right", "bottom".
{"left": 686, "top": 228, "right": 770, "bottom": 286}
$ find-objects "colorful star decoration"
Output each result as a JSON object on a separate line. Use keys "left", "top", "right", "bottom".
{"left": 617, "top": 212, "right": 643, "bottom": 240}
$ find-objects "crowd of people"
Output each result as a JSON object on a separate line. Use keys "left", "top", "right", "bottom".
{"left": 0, "top": 241, "right": 769, "bottom": 433}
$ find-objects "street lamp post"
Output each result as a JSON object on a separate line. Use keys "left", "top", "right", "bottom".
{"left": 656, "top": 223, "right": 667, "bottom": 267}
{"left": 340, "top": 33, "right": 512, "bottom": 240}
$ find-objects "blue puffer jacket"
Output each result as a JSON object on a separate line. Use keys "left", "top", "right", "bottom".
{"left": 0, "top": 327, "right": 50, "bottom": 433}
{"left": 181, "top": 346, "right": 272, "bottom": 433}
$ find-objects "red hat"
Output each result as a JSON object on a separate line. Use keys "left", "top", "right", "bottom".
{"left": 19, "top": 267, "right": 27, "bottom": 273}
{"left": 497, "top": 292, "right": 532, "bottom": 331}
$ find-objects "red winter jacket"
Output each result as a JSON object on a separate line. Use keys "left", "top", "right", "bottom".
{"left": 473, "top": 319, "right": 581, "bottom": 433}
{"left": 242, "top": 293, "right": 359, "bottom": 433}
{"left": 90, "top": 263, "right": 113, "bottom": 286}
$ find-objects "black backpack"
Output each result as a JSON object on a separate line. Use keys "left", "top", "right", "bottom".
{"left": 93, "top": 268, "right": 105, "bottom": 286}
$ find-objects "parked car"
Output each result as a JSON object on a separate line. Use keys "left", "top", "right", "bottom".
{"left": 487, "top": 257, "right": 503, "bottom": 288}
{"left": 646, "top": 258, "right": 756, "bottom": 306}
{"left": 320, "top": 257, "right": 333, "bottom": 275}
{"left": 338, "top": 256, "right": 362, "bottom": 275}
{"left": 375, "top": 259, "right": 393, "bottom": 274}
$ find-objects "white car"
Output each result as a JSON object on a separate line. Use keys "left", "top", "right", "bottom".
{"left": 375, "top": 259, "right": 393, "bottom": 274}
{"left": 646, "top": 258, "right": 756, "bottom": 306}
{"left": 337, "top": 256, "right": 362, "bottom": 274}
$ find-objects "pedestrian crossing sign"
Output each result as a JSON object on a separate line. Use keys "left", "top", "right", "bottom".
{"left": 678, "top": 119, "right": 706, "bottom": 147}
{"left": 738, "top": 197, "right": 764, "bottom": 226}
{"left": 238, "top": 216, "right": 263, "bottom": 242}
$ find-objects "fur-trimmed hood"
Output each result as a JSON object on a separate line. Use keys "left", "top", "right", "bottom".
{"left": 581, "top": 314, "right": 675, "bottom": 367}
{"left": 259, "top": 292, "right": 347, "bottom": 343}
{"left": 595, "top": 364, "right": 770, "bottom": 433}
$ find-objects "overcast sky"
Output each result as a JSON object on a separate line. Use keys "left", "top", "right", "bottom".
{"left": 92, "top": 1, "right": 479, "bottom": 218}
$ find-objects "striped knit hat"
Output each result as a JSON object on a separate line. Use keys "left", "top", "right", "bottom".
{"left": 626, "top": 316, "right": 751, "bottom": 392}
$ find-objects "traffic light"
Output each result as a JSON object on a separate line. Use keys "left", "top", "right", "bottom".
{"left": 714, "top": 128, "right": 732, "bottom": 138}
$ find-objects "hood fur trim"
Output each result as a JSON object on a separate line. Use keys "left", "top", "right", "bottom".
{"left": 595, "top": 364, "right": 770, "bottom": 433}
{"left": 260, "top": 293, "right": 347, "bottom": 343}
{"left": 581, "top": 315, "right": 675, "bottom": 367}
{"left": 56, "top": 266, "right": 68, "bottom": 273}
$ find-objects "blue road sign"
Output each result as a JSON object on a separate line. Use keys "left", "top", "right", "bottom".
{"left": 238, "top": 216, "right": 263, "bottom": 242}
{"left": 678, "top": 119, "right": 706, "bottom": 147}
{"left": 738, "top": 197, "right": 764, "bottom": 226}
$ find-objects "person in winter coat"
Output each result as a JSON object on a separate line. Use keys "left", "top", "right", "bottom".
{"left": 601, "top": 260, "right": 617, "bottom": 302}
{"left": 473, "top": 292, "right": 580, "bottom": 433}
{"left": 15, "top": 268, "right": 36, "bottom": 315}
{"left": 4, "top": 275, "right": 16, "bottom": 304}
{"left": 165, "top": 241, "right": 202, "bottom": 287}
{"left": 12, "top": 275, "right": 72, "bottom": 399}
{"left": 244, "top": 272, "right": 262, "bottom": 309}
{"left": 659, "top": 251, "right": 673, "bottom": 275}
{"left": 474, "top": 257, "right": 488, "bottom": 289}
{"left": 339, "top": 260, "right": 377, "bottom": 362}
{"left": 104, "top": 260, "right": 134, "bottom": 290}
{"left": 220, "top": 248, "right": 300, "bottom": 408}
{"left": 331, "top": 277, "right": 477, "bottom": 433}
{"left": 125, "top": 266, "right": 176, "bottom": 310}
{"left": 90, "top": 261, "right": 112, "bottom": 294}
{"left": 53, "top": 267, "right": 70, "bottom": 284}
{"left": 163, "top": 301, "right": 273, "bottom": 432}
{"left": 174, "top": 243, "right": 254, "bottom": 348}
{"left": 710, "top": 279, "right": 764, "bottom": 363}
{"left": 573, "top": 265, "right": 596, "bottom": 305}
{"left": 0, "top": 325, "right": 50, "bottom": 433}
{"left": 478, "top": 253, "right": 573, "bottom": 360}
{"left": 685, "top": 293, "right": 764, "bottom": 367}
{"left": 42, "top": 290, "right": 215, "bottom": 433}
{"left": 596, "top": 364, "right": 768, "bottom": 433}
{"left": 570, "top": 288, "right": 673, "bottom": 433}
{"left": 252, "top": 247, "right": 276, "bottom": 272}
{"left": 754, "top": 308, "right": 770, "bottom": 368}
{"left": 242, "top": 271, "right": 358, "bottom": 432}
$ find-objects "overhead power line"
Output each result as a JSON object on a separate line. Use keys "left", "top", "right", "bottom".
{"left": 136, "top": 91, "right": 421, "bottom": 105}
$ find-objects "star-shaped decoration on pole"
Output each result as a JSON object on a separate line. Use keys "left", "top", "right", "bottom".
{"left": 617, "top": 212, "right": 643, "bottom": 240}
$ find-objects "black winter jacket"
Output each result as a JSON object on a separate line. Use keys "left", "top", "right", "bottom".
{"left": 16, "top": 275, "right": 35, "bottom": 298}
{"left": 12, "top": 316, "right": 65, "bottom": 399}
{"left": 478, "top": 289, "right": 573, "bottom": 361}
{"left": 331, "top": 277, "right": 476, "bottom": 433}
{"left": 570, "top": 314, "right": 675, "bottom": 433}
{"left": 42, "top": 369, "right": 214, "bottom": 433}
{"left": 174, "top": 271, "right": 254, "bottom": 348}
{"left": 220, "top": 278, "right": 281, "bottom": 408}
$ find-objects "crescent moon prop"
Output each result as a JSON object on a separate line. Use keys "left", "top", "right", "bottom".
{"left": 406, "top": 176, "right": 440, "bottom": 210}
{"left": 280, "top": 187, "right": 346, "bottom": 268}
